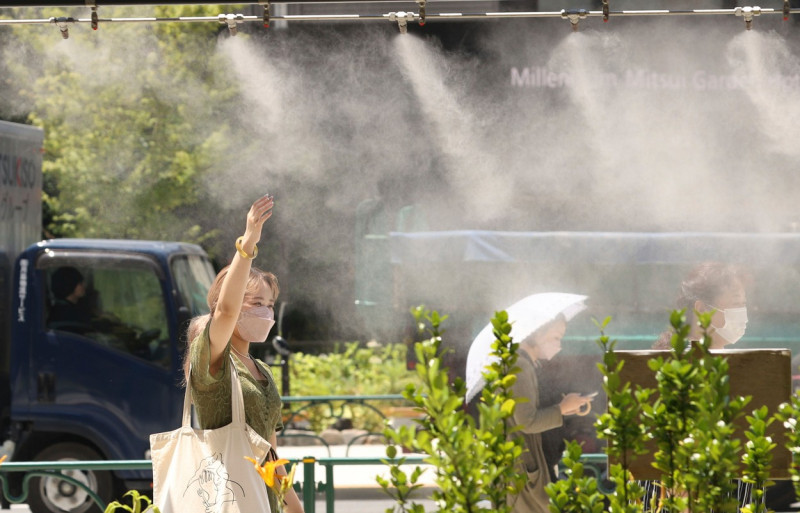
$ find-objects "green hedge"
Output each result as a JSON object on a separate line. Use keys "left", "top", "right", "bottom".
{"left": 274, "top": 342, "right": 419, "bottom": 433}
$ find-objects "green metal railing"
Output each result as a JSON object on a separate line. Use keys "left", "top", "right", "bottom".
{"left": 0, "top": 460, "right": 151, "bottom": 511}
{"left": 278, "top": 394, "right": 409, "bottom": 456}
{"left": 0, "top": 455, "right": 611, "bottom": 512}
{"left": 564, "top": 453, "right": 613, "bottom": 494}
{"left": 298, "top": 455, "right": 429, "bottom": 513}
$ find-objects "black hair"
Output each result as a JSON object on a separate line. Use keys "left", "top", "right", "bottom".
{"left": 51, "top": 266, "right": 84, "bottom": 300}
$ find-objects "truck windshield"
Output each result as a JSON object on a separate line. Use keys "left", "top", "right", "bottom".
{"left": 171, "top": 255, "right": 215, "bottom": 317}
{"left": 41, "top": 254, "right": 174, "bottom": 366}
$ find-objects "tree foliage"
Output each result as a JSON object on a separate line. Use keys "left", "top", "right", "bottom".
{"left": 1, "top": 5, "right": 240, "bottom": 246}
{"left": 378, "top": 306, "right": 525, "bottom": 513}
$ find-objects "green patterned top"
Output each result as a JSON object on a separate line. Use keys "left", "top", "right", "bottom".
{"left": 189, "top": 322, "right": 284, "bottom": 511}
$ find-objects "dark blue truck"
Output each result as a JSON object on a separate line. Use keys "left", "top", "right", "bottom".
{"left": 1, "top": 121, "right": 217, "bottom": 513}
{"left": 7, "top": 239, "right": 216, "bottom": 512}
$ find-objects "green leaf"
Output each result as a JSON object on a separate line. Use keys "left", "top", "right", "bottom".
{"left": 500, "top": 399, "right": 516, "bottom": 416}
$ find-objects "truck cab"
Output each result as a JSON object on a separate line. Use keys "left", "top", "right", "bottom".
{"left": 6, "top": 238, "right": 215, "bottom": 513}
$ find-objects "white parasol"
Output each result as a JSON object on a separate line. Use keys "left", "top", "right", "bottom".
{"left": 465, "top": 292, "right": 588, "bottom": 403}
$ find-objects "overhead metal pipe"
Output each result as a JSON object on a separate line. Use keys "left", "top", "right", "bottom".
{"left": 0, "top": 0, "right": 798, "bottom": 10}
{"left": 0, "top": 6, "right": 799, "bottom": 26}
{"left": 1, "top": 0, "right": 428, "bottom": 4}
{"left": 0, "top": 0, "right": 257, "bottom": 5}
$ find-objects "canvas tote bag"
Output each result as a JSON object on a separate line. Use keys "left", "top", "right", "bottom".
{"left": 150, "top": 360, "right": 272, "bottom": 513}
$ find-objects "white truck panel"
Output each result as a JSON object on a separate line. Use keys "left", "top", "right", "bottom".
{"left": 0, "top": 120, "right": 44, "bottom": 261}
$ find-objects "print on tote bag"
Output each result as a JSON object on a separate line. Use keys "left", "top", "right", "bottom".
{"left": 185, "top": 453, "right": 247, "bottom": 511}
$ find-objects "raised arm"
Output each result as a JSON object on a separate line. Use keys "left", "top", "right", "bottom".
{"left": 207, "top": 194, "right": 274, "bottom": 374}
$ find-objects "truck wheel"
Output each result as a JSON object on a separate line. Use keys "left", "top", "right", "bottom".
{"left": 27, "top": 443, "right": 115, "bottom": 513}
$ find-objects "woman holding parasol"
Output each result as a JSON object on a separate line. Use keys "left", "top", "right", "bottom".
{"left": 465, "top": 292, "right": 596, "bottom": 513}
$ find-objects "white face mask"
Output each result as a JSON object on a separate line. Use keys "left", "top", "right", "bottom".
{"left": 237, "top": 305, "right": 275, "bottom": 343}
{"left": 710, "top": 306, "right": 748, "bottom": 345}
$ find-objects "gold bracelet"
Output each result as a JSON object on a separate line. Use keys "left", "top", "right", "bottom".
{"left": 235, "top": 237, "right": 258, "bottom": 259}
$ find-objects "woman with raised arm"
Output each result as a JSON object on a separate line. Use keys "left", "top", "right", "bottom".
{"left": 184, "top": 194, "right": 303, "bottom": 513}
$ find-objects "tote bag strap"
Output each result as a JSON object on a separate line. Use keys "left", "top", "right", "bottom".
{"left": 182, "top": 352, "right": 247, "bottom": 428}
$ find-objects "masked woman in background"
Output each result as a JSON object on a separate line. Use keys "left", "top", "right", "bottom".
{"left": 653, "top": 261, "right": 748, "bottom": 350}
{"left": 184, "top": 194, "right": 303, "bottom": 513}
{"left": 645, "top": 261, "right": 753, "bottom": 512}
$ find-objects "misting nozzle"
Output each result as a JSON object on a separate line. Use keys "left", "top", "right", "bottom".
{"left": 260, "top": 0, "right": 270, "bottom": 27}
{"left": 734, "top": 6, "right": 762, "bottom": 30}
{"left": 50, "top": 16, "right": 73, "bottom": 39}
{"left": 561, "top": 8, "right": 588, "bottom": 32}
{"left": 388, "top": 11, "right": 416, "bottom": 34}
{"left": 416, "top": 0, "right": 426, "bottom": 26}
{"left": 218, "top": 13, "right": 245, "bottom": 36}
